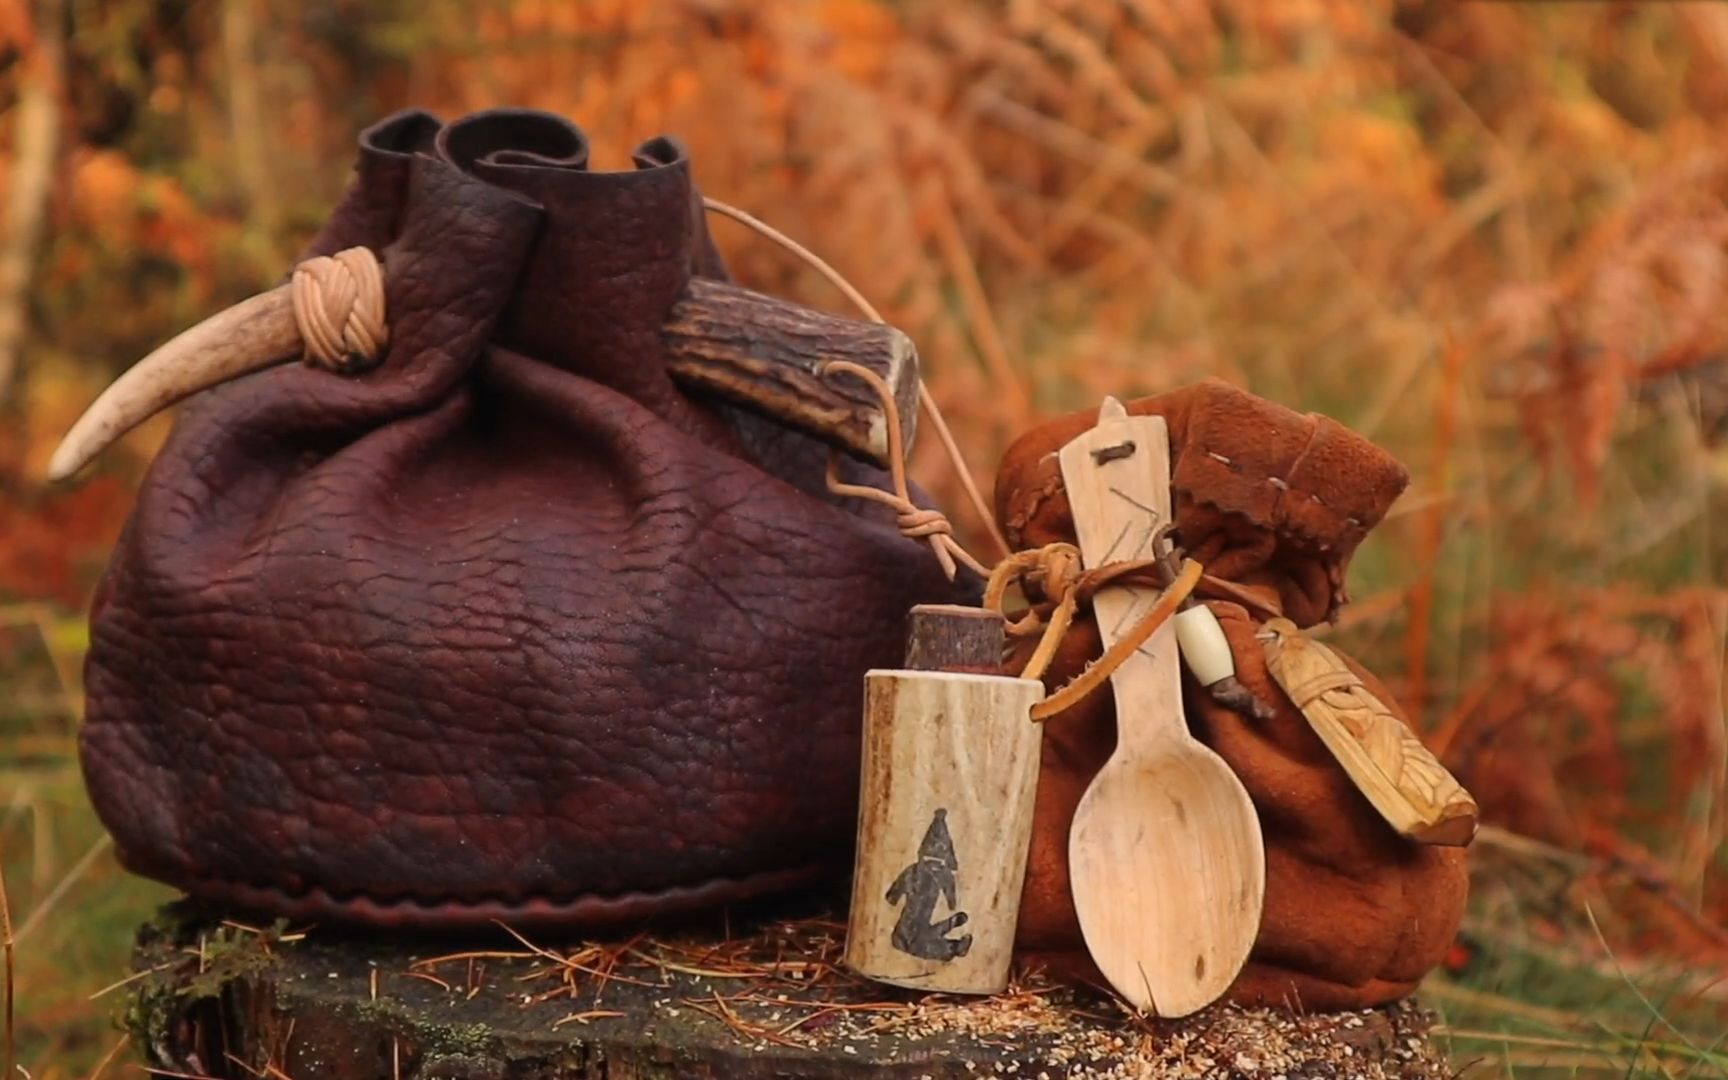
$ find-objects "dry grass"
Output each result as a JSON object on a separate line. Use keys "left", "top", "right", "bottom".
{"left": 3, "top": 0, "right": 1728, "bottom": 1075}
{"left": 4, "top": 852, "right": 16, "bottom": 1080}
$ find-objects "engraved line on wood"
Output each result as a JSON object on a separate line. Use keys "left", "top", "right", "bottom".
{"left": 1098, "top": 484, "right": 1166, "bottom": 646}
{"left": 1109, "top": 484, "right": 1170, "bottom": 660}
{"left": 1108, "top": 485, "right": 1164, "bottom": 528}
{"left": 1100, "top": 517, "right": 1138, "bottom": 570}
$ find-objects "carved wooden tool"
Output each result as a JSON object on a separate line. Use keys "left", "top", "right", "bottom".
{"left": 1261, "top": 618, "right": 1479, "bottom": 846}
{"left": 845, "top": 605, "right": 1043, "bottom": 994}
{"left": 1060, "top": 398, "right": 1265, "bottom": 1018}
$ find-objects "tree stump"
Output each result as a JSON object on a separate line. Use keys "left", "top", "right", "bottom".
{"left": 126, "top": 903, "right": 1452, "bottom": 1079}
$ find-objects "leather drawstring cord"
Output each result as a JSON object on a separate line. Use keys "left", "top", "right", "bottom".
{"left": 985, "top": 543, "right": 1164, "bottom": 677}
{"left": 1028, "top": 558, "right": 1202, "bottom": 722}
{"left": 702, "top": 197, "right": 1011, "bottom": 563}
{"left": 986, "top": 539, "right": 1286, "bottom": 630}
{"left": 982, "top": 540, "right": 1204, "bottom": 721}
{"left": 821, "top": 359, "right": 990, "bottom": 582}
{"left": 1195, "top": 575, "right": 1284, "bottom": 622}
{"left": 291, "top": 247, "right": 388, "bottom": 372}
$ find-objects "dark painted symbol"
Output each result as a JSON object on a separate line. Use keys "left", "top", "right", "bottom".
{"left": 886, "top": 808, "right": 973, "bottom": 961}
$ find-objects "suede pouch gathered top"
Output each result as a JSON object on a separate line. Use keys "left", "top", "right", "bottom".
{"left": 998, "top": 382, "right": 1469, "bottom": 1011}
{"left": 78, "top": 109, "right": 967, "bottom": 927}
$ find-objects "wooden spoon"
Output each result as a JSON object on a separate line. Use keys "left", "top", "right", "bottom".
{"left": 1059, "top": 397, "right": 1265, "bottom": 1017}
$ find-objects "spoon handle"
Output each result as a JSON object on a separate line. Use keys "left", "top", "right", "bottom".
{"left": 1056, "top": 398, "right": 1185, "bottom": 757}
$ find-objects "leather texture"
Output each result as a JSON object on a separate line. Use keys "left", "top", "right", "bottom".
{"left": 997, "top": 383, "right": 1469, "bottom": 1010}
{"left": 80, "top": 108, "right": 969, "bottom": 928}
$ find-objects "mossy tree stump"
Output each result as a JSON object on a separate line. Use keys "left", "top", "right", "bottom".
{"left": 126, "top": 903, "right": 1450, "bottom": 1079}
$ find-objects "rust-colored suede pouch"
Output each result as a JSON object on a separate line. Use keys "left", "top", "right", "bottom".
{"left": 78, "top": 109, "right": 968, "bottom": 928}
{"left": 996, "top": 380, "right": 1468, "bottom": 1010}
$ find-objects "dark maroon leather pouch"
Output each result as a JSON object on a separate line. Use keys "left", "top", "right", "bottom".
{"left": 79, "top": 108, "right": 965, "bottom": 927}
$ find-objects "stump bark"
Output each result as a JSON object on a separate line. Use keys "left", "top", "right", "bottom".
{"left": 125, "top": 904, "right": 1451, "bottom": 1080}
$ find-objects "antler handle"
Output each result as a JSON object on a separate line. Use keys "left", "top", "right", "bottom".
{"left": 664, "top": 277, "right": 918, "bottom": 466}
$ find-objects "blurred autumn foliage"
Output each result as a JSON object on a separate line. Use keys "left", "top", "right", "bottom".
{"left": 4, "top": 0, "right": 1728, "bottom": 1069}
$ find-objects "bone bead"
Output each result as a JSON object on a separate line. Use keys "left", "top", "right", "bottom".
{"left": 1175, "top": 605, "right": 1236, "bottom": 687}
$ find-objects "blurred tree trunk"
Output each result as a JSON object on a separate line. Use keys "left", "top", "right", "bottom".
{"left": 222, "top": 0, "right": 281, "bottom": 252}
{"left": 0, "top": 0, "right": 66, "bottom": 437}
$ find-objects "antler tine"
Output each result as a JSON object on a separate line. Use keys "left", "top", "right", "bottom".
{"left": 48, "top": 285, "right": 301, "bottom": 482}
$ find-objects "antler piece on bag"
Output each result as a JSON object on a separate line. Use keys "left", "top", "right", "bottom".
{"left": 50, "top": 259, "right": 916, "bottom": 483}
{"left": 49, "top": 289, "right": 304, "bottom": 482}
{"left": 663, "top": 277, "right": 919, "bottom": 466}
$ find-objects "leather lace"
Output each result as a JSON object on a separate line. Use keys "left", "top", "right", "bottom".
{"left": 820, "top": 359, "right": 990, "bottom": 581}
{"left": 291, "top": 247, "right": 388, "bottom": 372}
{"left": 817, "top": 348, "right": 1209, "bottom": 722}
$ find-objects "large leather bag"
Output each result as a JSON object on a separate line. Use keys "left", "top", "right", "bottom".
{"left": 78, "top": 109, "right": 966, "bottom": 927}
{"left": 997, "top": 382, "right": 1469, "bottom": 1010}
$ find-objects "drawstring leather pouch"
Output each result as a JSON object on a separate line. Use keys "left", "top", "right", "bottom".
{"left": 73, "top": 108, "right": 971, "bottom": 928}
{"left": 994, "top": 382, "right": 1470, "bottom": 1010}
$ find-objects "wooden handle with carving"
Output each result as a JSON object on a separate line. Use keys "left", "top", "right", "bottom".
{"left": 1262, "top": 618, "right": 1479, "bottom": 846}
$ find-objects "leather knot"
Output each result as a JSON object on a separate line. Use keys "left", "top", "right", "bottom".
{"left": 819, "top": 359, "right": 988, "bottom": 582}
{"left": 987, "top": 542, "right": 1171, "bottom": 628}
{"left": 895, "top": 507, "right": 954, "bottom": 539}
{"left": 292, "top": 246, "right": 388, "bottom": 373}
{"left": 1028, "top": 544, "right": 1085, "bottom": 604}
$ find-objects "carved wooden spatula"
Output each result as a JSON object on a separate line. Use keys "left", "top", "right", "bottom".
{"left": 1060, "top": 397, "right": 1265, "bottom": 1017}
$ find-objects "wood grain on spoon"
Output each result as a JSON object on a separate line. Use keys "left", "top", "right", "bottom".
{"left": 1058, "top": 397, "right": 1265, "bottom": 1017}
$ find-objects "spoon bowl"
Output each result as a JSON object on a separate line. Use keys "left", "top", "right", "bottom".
{"left": 1070, "top": 736, "right": 1265, "bottom": 1016}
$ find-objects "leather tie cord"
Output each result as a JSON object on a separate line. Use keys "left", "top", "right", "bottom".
{"left": 985, "top": 541, "right": 1286, "bottom": 640}
{"left": 1027, "top": 557, "right": 1203, "bottom": 722}
{"left": 703, "top": 196, "right": 1012, "bottom": 562}
{"left": 820, "top": 359, "right": 990, "bottom": 582}
{"left": 985, "top": 542, "right": 1170, "bottom": 677}
{"left": 292, "top": 247, "right": 388, "bottom": 373}
{"left": 982, "top": 543, "right": 1206, "bottom": 721}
